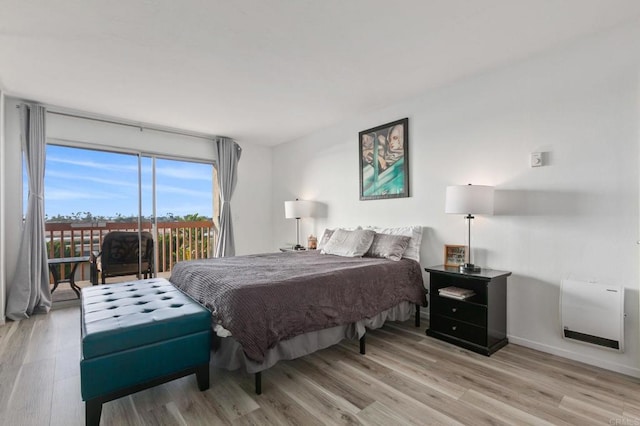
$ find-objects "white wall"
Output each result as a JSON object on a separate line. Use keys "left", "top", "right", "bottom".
{"left": 272, "top": 22, "right": 640, "bottom": 376}
{"left": 3, "top": 98, "right": 23, "bottom": 307}
{"left": 2, "top": 100, "right": 273, "bottom": 313}
{"left": 233, "top": 142, "right": 273, "bottom": 255}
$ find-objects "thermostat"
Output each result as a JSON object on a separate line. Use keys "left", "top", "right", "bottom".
{"left": 530, "top": 152, "right": 542, "bottom": 167}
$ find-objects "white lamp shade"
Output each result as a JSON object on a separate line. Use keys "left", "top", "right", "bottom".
{"left": 445, "top": 185, "right": 494, "bottom": 215}
{"left": 284, "top": 200, "right": 315, "bottom": 219}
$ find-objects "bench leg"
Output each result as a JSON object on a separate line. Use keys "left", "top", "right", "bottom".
{"left": 86, "top": 399, "right": 102, "bottom": 426}
{"left": 195, "top": 363, "right": 210, "bottom": 391}
{"left": 360, "top": 334, "right": 366, "bottom": 355}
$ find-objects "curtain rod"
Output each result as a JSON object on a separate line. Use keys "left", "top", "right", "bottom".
{"left": 15, "top": 104, "right": 219, "bottom": 142}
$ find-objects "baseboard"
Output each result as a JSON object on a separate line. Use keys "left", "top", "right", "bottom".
{"left": 507, "top": 335, "right": 640, "bottom": 379}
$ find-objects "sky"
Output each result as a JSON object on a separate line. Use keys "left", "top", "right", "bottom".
{"left": 24, "top": 145, "right": 214, "bottom": 220}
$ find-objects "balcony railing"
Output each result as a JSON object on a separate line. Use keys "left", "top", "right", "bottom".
{"left": 46, "top": 220, "right": 217, "bottom": 283}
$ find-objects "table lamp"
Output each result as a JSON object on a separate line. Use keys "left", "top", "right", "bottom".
{"left": 284, "top": 199, "right": 315, "bottom": 250}
{"left": 445, "top": 184, "right": 494, "bottom": 273}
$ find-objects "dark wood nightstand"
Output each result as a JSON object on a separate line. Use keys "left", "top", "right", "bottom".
{"left": 425, "top": 265, "right": 511, "bottom": 356}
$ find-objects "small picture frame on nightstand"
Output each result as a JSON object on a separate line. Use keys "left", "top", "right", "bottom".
{"left": 444, "top": 245, "right": 468, "bottom": 267}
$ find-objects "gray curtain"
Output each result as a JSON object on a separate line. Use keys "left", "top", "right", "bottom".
{"left": 6, "top": 104, "right": 51, "bottom": 320}
{"left": 213, "top": 137, "right": 242, "bottom": 257}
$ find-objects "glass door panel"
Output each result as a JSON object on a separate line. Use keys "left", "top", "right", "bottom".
{"left": 152, "top": 157, "right": 214, "bottom": 275}
{"left": 44, "top": 145, "right": 145, "bottom": 299}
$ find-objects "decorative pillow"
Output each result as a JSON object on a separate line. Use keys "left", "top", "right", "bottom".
{"left": 316, "top": 226, "right": 362, "bottom": 251}
{"left": 317, "top": 228, "right": 335, "bottom": 251}
{"left": 364, "top": 225, "right": 423, "bottom": 262}
{"left": 321, "top": 229, "right": 375, "bottom": 257}
{"left": 365, "top": 233, "right": 411, "bottom": 261}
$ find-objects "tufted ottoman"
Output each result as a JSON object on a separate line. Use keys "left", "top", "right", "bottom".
{"left": 80, "top": 278, "right": 211, "bottom": 426}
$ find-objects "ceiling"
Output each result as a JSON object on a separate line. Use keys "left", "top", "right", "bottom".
{"left": 1, "top": 1, "right": 640, "bottom": 146}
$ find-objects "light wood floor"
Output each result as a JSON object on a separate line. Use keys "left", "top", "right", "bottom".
{"left": 1, "top": 309, "right": 640, "bottom": 426}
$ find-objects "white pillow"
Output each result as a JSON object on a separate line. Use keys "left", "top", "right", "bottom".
{"left": 317, "top": 226, "right": 361, "bottom": 251}
{"left": 321, "top": 229, "right": 375, "bottom": 257}
{"left": 364, "top": 225, "right": 423, "bottom": 262}
{"left": 317, "top": 229, "right": 335, "bottom": 251}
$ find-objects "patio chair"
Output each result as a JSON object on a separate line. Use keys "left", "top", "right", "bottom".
{"left": 90, "top": 231, "right": 154, "bottom": 285}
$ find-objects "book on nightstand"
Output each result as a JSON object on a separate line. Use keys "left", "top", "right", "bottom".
{"left": 438, "top": 286, "right": 475, "bottom": 300}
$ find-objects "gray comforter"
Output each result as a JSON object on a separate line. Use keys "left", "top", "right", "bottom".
{"left": 170, "top": 251, "right": 425, "bottom": 362}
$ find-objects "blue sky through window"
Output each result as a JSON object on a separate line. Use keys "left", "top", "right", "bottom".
{"left": 25, "top": 145, "right": 213, "bottom": 220}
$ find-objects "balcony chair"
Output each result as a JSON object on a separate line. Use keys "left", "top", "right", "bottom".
{"left": 90, "top": 231, "right": 154, "bottom": 285}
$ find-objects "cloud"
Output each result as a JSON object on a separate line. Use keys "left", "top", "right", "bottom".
{"left": 155, "top": 165, "right": 212, "bottom": 181}
{"left": 155, "top": 183, "right": 212, "bottom": 199}
{"left": 48, "top": 155, "right": 138, "bottom": 173}
{"left": 45, "top": 188, "right": 127, "bottom": 201}
{"left": 48, "top": 156, "right": 212, "bottom": 181}
{"left": 46, "top": 170, "right": 139, "bottom": 189}
{"left": 41, "top": 149, "right": 213, "bottom": 216}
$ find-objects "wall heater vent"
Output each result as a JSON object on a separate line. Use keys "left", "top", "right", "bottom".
{"left": 560, "top": 279, "right": 624, "bottom": 351}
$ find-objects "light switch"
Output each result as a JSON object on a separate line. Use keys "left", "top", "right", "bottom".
{"left": 530, "top": 152, "right": 542, "bottom": 167}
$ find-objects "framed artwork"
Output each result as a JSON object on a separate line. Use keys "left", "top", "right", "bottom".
{"left": 444, "top": 245, "right": 468, "bottom": 267}
{"left": 359, "top": 118, "right": 409, "bottom": 200}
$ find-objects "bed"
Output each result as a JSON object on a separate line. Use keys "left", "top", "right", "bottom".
{"left": 169, "top": 230, "right": 426, "bottom": 393}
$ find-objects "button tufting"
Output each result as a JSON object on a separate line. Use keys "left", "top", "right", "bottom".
{"left": 170, "top": 304, "right": 184, "bottom": 308}
{"left": 80, "top": 276, "right": 212, "bottom": 420}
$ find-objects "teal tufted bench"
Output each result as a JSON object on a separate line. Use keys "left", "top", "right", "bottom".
{"left": 80, "top": 278, "right": 211, "bottom": 426}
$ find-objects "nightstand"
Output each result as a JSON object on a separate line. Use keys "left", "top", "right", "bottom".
{"left": 425, "top": 265, "right": 511, "bottom": 356}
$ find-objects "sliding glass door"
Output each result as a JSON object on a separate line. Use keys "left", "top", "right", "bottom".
{"left": 151, "top": 158, "right": 214, "bottom": 273}
{"left": 40, "top": 144, "right": 215, "bottom": 302}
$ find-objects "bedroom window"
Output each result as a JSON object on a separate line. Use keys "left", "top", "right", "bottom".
{"left": 33, "top": 144, "right": 216, "bottom": 301}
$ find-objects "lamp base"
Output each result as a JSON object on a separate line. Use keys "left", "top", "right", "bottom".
{"left": 460, "top": 263, "right": 481, "bottom": 273}
{"left": 293, "top": 244, "right": 305, "bottom": 251}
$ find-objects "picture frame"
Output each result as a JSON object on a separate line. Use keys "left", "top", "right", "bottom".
{"left": 444, "top": 245, "right": 468, "bottom": 267}
{"left": 359, "top": 118, "right": 409, "bottom": 200}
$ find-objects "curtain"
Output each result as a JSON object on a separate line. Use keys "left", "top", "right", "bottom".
{"left": 213, "top": 137, "right": 242, "bottom": 257}
{"left": 6, "top": 104, "right": 50, "bottom": 320}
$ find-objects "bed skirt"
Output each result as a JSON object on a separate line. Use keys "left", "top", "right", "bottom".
{"left": 211, "top": 301, "right": 415, "bottom": 374}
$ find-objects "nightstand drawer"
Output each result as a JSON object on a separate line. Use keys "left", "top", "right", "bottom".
{"left": 432, "top": 296, "right": 487, "bottom": 327}
{"left": 430, "top": 315, "right": 487, "bottom": 347}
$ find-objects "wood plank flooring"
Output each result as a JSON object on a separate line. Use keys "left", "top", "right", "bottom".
{"left": 1, "top": 307, "right": 639, "bottom": 425}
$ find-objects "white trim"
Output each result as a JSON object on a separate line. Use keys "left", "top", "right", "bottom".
{"left": 47, "top": 137, "right": 214, "bottom": 166}
{"left": 152, "top": 157, "right": 158, "bottom": 277}
{"left": 507, "top": 335, "right": 640, "bottom": 378}
{"left": 0, "top": 88, "right": 6, "bottom": 324}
